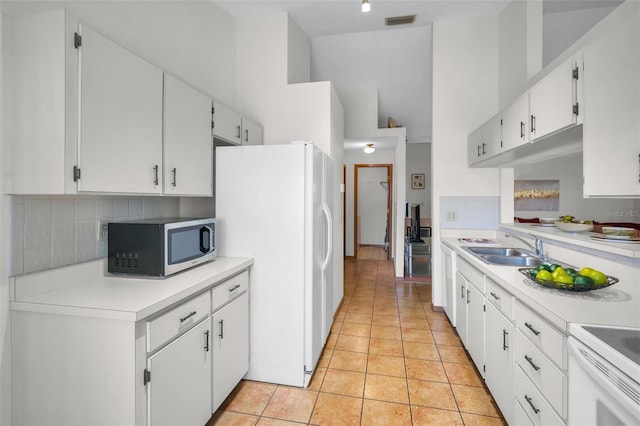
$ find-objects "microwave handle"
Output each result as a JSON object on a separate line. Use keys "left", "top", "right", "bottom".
{"left": 199, "top": 226, "right": 212, "bottom": 253}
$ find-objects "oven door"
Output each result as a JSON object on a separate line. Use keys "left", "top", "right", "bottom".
{"left": 164, "top": 220, "right": 216, "bottom": 275}
{"left": 568, "top": 336, "right": 640, "bottom": 425}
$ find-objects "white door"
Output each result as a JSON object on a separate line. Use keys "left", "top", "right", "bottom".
{"left": 241, "top": 117, "right": 263, "bottom": 145}
{"left": 212, "top": 293, "right": 249, "bottom": 412}
{"left": 529, "top": 56, "right": 578, "bottom": 141}
{"left": 466, "top": 281, "right": 485, "bottom": 377}
{"left": 455, "top": 272, "right": 468, "bottom": 346}
{"left": 442, "top": 247, "right": 456, "bottom": 326}
{"left": 163, "top": 74, "right": 213, "bottom": 196}
{"left": 583, "top": 12, "right": 640, "bottom": 197}
{"left": 322, "top": 154, "right": 334, "bottom": 344}
{"left": 357, "top": 167, "right": 388, "bottom": 245}
{"left": 78, "top": 25, "right": 163, "bottom": 193}
{"left": 147, "top": 319, "right": 212, "bottom": 426}
{"left": 502, "top": 94, "right": 529, "bottom": 152}
{"left": 485, "top": 302, "right": 514, "bottom": 424}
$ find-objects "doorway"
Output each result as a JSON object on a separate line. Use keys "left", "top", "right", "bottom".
{"left": 354, "top": 164, "right": 393, "bottom": 260}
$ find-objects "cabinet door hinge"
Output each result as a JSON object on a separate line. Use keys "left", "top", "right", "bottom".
{"left": 73, "top": 166, "right": 81, "bottom": 182}
{"left": 143, "top": 369, "right": 151, "bottom": 386}
{"left": 572, "top": 66, "right": 579, "bottom": 80}
{"left": 74, "top": 32, "right": 82, "bottom": 49}
{"left": 573, "top": 103, "right": 579, "bottom": 115}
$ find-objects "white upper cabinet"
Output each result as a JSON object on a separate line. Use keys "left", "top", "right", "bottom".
{"left": 501, "top": 94, "right": 529, "bottom": 152}
{"left": 78, "top": 24, "right": 164, "bottom": 194}
{"left": 528, "top": 55, "right": 581, "bottom": 142}
{"left": 212, "top": 101, "right": 242, "bottom": 145}
{"left": 583, "top": 11, "right": 640, "bottom": 197}
{"left": 163, "top": 75, "right": 213, "bottom": 196}
{"left": 468, "top": 113, "right": 501, "bottom": 165}
{"left": 241, "top": 117, "right": 263, "bottom": 145}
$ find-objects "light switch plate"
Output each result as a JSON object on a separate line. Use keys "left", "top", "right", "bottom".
{"left": 97, "top": 220, "right": 109, "bottom": 241}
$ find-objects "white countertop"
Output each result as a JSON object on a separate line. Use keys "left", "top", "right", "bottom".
{"left": 10, "top": 257, "right": 253, "bottom": 321}
{"left": 444, "top": 238, "right": 640, "bottom": 331}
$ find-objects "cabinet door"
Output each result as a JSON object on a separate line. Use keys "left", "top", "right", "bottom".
{"left": 529, "top": 56, "right": 579, "bottom": 141}
{"left": 212, "top": 292, "right": 249, "bottom": 412}
{"left": 468, "top": 126, "right": 485, "bottom": 165}
{"left": 241, "top": 117, "right": 263, "bottom": 145}
{"left": 502, "top": 94, "right": 529, "bottom": 152}
{"left": 583, "top": 12, "right": 640, "bottom": 197}
{"left": 466, "top": 281, "right": 485, "bottom": 376}
{"left": 163, "top": 74, "right": 213, "bottom": 196}
{"left": 483, "top": 115, "right": 502, "bottom": 158}
{"left": 485, "top": 302, "right": 514, "bottom": 424}
{"left": 455, "top": 272, "right": 467, "bottom": 345}
{"left": 78, "top": 24, "right": 163, "bottom": 193}
{"left": 148, "top": 319, "right": 212, "bottom": 426}
{"left": 212, "top": 101, "right": 242, "bottom": 145}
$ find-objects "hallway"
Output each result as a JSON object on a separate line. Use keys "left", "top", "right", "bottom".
{"left": 209, "top": 249, "right": 505, "bottom": 425}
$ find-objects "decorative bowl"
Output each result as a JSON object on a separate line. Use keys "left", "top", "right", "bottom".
{"left": 601, "top": 226, "right": 635, "bottom": 237}
{"left": 555, "top": 221, "right": 593, "bottom": 233}
{"left": 519, "top": 268, "right": 618, "bottom": 292}
{"left": 539, "top": 217, "right": 557, "bottom": 225}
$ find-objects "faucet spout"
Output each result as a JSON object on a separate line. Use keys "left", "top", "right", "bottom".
{"left": 505, "top": 233, "right": 544, "bottom": 258}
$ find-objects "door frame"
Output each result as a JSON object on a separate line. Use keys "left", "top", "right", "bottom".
{"left": 354, "top": 164, "right": 393, "bottom": 260}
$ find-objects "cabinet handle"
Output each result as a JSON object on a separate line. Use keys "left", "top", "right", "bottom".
{"left": 502, "top": 330, "right": 508, "bottom": 351}
{"left": 482, "top": 142, "right": 486, "bottom": 155}
{"left": 524, "top": 395, "right": 540, "bottom": 414}
{"left": 244, "top": 129, "right": 249, "bottom": 142}
{"left": 229, "top": 284, "right": 241, "bottom": 293}
{"left": 530, "top": 115, "right": 536, "bottom": 133}
{"left": 219, "top": 319, "right": 224, "bottom": 339}
{"left": 171, "top": 168, "right": 177, "bottom": 187}
{"left": 638, "top": 154, "right": 640, "bottom": 182}
{"left": 490, "top": 292, "right": 500, "bottom": 300}
{"left": 461, "top": 286, "right": 465, "bottom": 299}
{"left": 204, "top": 330, "right": 210, "bottom": 352}
{"left": 524, "top": 322, "right": 541, "bottom": 336}
{"left": 466, "top": 289, "right": 470, "bottom": 304}
{"left": 236, "top": 125, "right": 241, "bottom": 139}
{"left": 520, "top": 121, "right": 525, "bottom": 138}
{"left": 477, "top": 145, "right": 481, "bottom": 157}
{"left": 179, "top": 311, "right": 197, "bottom": 323}
{"left": 524, "top": 355, "right": 541, "bottom": 371}
{"left": 153, "top": 165, "right": 159, "bottom": 186}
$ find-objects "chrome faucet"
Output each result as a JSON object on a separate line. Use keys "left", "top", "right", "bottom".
{"left": 505, "top": 233, "right": 544, "bottom": 258}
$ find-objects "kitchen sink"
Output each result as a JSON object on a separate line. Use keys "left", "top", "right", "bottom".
{"left": 464, "top": 247, "right": 534, "bottom": 257}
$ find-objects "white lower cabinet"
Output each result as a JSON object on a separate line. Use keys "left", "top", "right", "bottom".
{"left": 147, "top": 319, "right": 212, "bottom": 426}
{"left": 514, "top": 365, "right": 564, "bottom": 426}
{"left": 465, "top": 281, "right": 485, "bottom": 376}
{"left": 485, "top": 302, "right": 514, "bottom": 424}
{"left": 455, "top": 271, "right": 468, "bottom": 346}
{"left": 212, "top": 291, "right": 249, "bottom": 412}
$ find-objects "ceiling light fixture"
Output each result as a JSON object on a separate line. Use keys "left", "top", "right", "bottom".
{"left": 364, "top": 143, "right": 375, "bottom": 154}
{"left": 361, "top": 0, "right": 371, "bottom": 13}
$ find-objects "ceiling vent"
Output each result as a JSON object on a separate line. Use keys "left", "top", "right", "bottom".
{"left": 385, "top": 14, "right": 416, "bottom": 26}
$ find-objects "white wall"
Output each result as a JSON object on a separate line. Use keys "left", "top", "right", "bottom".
{"left": 431, "top": 15, "right": 500, "bottom": 306}
{"left": 406, "top": 143, "right": 431, "bottom": 217}
{"left": 0, "top": 10, "right": 8, "bottom": 425}
{"left": 514, "top": 154, "right": 638, "bottom": 222}
{"left": 311, "top": 26, "right": 432, "bottom": 143}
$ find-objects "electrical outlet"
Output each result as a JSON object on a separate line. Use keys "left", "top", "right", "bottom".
{"left": 97, "top": 220, "right": 109, "bottom": 241}
{"left": 447, "top": 211, "right": 458, "bottom": 222}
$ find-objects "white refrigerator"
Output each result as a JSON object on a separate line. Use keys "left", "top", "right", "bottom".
{"left": 215, "top": 142, "right": 334, "bottom": 387}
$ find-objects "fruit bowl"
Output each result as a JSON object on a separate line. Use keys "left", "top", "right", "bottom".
{"left": 555, "top": 221, "right": 593, "bottom": 233}
{"left": 519, "top": 267, "right": 618, "bottom": 292}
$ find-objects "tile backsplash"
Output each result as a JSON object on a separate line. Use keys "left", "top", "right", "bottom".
{"left": 11, "top": 195, "right": 179, "bottom": 275}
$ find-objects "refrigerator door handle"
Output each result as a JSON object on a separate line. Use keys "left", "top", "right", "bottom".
{"left": 321, "top": 202, "right": 333, "bottom": 271}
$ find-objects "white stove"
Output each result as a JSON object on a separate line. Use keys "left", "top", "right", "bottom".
{"left": 569, "top": 323, "right": 640, "bottom": 425}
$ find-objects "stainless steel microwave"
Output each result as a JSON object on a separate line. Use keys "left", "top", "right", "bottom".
{"left": 108, "top": 217, "right": 216, "bottom": 277}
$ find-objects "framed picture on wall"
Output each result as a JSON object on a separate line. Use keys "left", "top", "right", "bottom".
{"left": 411, "top": 173, "right": 425, "bottom": 189}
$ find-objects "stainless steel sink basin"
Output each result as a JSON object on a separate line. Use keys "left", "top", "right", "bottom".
{"left": 465, "top": 247, "right": 534, "bottom": 257}
{"left": 480, "top": 255, "right": 546, "bottom": 267}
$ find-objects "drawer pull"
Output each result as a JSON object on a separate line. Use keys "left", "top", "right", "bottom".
{"left": 229, "top": 284, "right": 241, "bottom": 293}
{"left": 461, "top": 285, "right": 465, "bottom": 299}
{"left": 524, "top": 322, "right": 541, "bottom": 336}
{"left": 179, "top": 311, "right": 197, "bottom": 323}
{"left": 503, "top": 330, "right": 509, "bottom": 351}
{"left": 204, "top": 330, "right": 210, "bottom": 352}
{"left": 524, "top": 355, "right": 541, "bottom": 371}
{"left": 219, "top": 319, "right": 224, "bottom": 339}
{"left": 490, "top": 292, "right": 500, "bottom": 300}
{"left": 524, "top": 395, "right": 540, "bottom": 414}
{"left": 466, "top": 289, "right": 470, "bottom": 304}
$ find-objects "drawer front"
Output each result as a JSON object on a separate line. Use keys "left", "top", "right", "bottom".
{"left": 514, "top": 365, "right": 565, "bottom": 426}
{"left": 486, "top": 277, "right": 513, "bottom": 320}
{"left": 457, "top": 258, "right": 484, "bottom": 291}
{"left": 515, "top": 301, "right": 566, "bottom": 369}
{"left": 211, "top": 271, "right": 249, "bottom": 312}
{"left": 515, "top": 329, "right": 567, "bottom": 418}
{"left": 513, "top": 397, "right": 535, "bottom": 426}
{"left": 147, "top": 291, "right": 210, "bottom": 352}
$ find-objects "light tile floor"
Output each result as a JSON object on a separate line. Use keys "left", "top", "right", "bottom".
{"left": 208, "top": 249, "right": 506, "bottom": 425}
